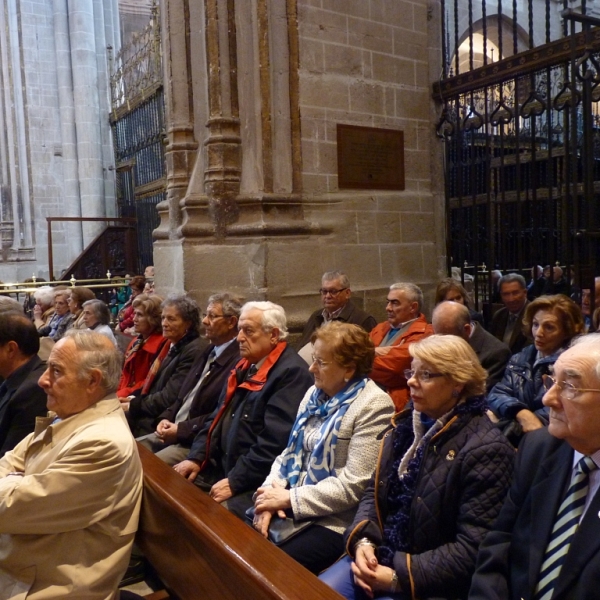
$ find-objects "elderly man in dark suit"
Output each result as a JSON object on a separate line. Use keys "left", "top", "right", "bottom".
{"left": 469, "top": 334, "right": 600, "bottom": 600}
{"left": 432, "top": 301, "right": 511, "bottom": 391}
{"left": 138, "top": 293, "right": 242, "bottom": 465}
{"left": 488, "top": 273, "right": 531, "bottom": 355}
{"left": 174, "top": 301, "right": 313, "bottom": 518}
{"left": 0, "top": 313, "right": 47, "bottom": 456}
{"left": 295, "top": 271, "right": 376, "bottom": 352}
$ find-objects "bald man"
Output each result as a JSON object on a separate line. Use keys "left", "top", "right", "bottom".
{"left": 433, "top": 301, "right": 511, "bottom": 391}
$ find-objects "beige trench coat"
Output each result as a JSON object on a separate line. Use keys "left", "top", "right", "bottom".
{"left": 0, "top": 396, "right": 143, "bottom": 600}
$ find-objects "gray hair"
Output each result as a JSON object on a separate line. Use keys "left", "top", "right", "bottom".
{"left": 241, "top": 301, "right": 288, "bottom": 340}
{"left": 34, "top": 286, "right": 55, "bottom": 307}
{"left": 389, "top": 282, "right": 424, "bottom": 312}
{"left": 82, "top": 299, "right": 111, "bottom": 325}
{"left": 162, "top": 294, "right": 201, "bottom": 334}
{"left": 64, "top": 330, "right": 123, "bottom": 392}
{"left": 570, "top": 333, "right": 600, "bottom": 381}
{"left": 207, "top": 293, "right": 243, "bottom": 318}
{"left": 322, "top": 271, "right": 350, "bottom": 289}
{"left": 498, "top": 273, "right": 527, "bottom": 291}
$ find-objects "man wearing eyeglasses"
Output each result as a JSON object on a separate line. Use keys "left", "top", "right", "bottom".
{"left": 470, "top": 333, "right": 600, "bottom": 600}
{"left": 369, "top": 282, "right": 433, "bottom": 411}
{"left": 295, "top": 271, "right": 377, "bottom": 352}
{"left": 137, "top": 293, "right": 243, "bottom": 465}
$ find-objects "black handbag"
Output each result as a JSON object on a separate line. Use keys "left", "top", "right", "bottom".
{"left": 245, "top": 506, "right": 314, "bottom": 545}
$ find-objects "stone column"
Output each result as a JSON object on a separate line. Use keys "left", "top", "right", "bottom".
{"left": 53, "top": 0, "right": 84, "bottom": 257}
{"left": 68, "top": 0, "right": 105, "bottom": 245}
{"left": 154, "top": 0, "right": 199, "bottom": 244}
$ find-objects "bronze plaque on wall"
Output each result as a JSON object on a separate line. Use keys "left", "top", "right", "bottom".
{"left": 337, "top": 124, "right": 405, "bottom": 190}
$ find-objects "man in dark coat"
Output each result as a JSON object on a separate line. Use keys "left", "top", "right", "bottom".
{"left": 469, "top": 334, "right": 600, "bottom": 600}
{"left": 488, "top": 273, "right": 531, "bottom": 355}
{"left": 138, "top": 293, "right": 242, "bottom": 465}
{"left": 295, "top": 271, "right": 376, "bottom": 351}
{"left": 433, "top": 301, "right": 511, "bottom": 391}
{"left": 174, "top": 301, "right": 313, "bottom": 518}
{"left": 0, "top": 314, "right": 47, "bottom": 456}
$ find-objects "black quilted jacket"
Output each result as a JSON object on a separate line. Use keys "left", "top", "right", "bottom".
{"left": 345, "top": 405, "right": 515, "bottom": 599}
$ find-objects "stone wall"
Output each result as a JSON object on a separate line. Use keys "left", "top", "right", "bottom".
{"left": 154, "top": 0, "right": 445, "bottom": 327}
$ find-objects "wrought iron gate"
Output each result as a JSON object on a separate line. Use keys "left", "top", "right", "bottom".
{"left": 109, "top": 3, "right": 165, "bottom": 274}
{"left": 434, "top": 0, "right": 600, "bottom": 310}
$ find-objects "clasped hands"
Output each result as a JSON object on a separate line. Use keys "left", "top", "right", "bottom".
{"left": 351, "top": 545, "right": 397, "bottom": 599}
{"left": 252, "top": 480, "right": 291, "bottom": 537}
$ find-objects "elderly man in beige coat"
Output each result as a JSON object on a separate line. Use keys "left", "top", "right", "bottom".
{"left": 0, "top": 330, "right": 143, "bottom": 600}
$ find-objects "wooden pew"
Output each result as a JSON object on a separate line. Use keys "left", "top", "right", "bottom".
{"left": 136, "top": 444, "right": 344, "bottom": 600}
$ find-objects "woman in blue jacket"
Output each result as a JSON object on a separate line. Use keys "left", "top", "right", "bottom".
{"left": 487, "top": 294, "right": 584, "bottom": 445}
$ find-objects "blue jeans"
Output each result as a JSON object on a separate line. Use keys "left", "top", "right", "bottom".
{"left": 319, "top": 556, "right": 401, "bottom": 600}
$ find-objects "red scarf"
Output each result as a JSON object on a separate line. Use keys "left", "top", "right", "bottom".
{"left": 141, "top": 340, "right": 172, "bottom": 395}
{"left": 198, "top": 341, "right": 287, "bottom": 472}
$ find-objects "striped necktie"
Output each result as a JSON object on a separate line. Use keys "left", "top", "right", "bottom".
{"left": 534, "top": 455, "right": 597, "bottom": 600}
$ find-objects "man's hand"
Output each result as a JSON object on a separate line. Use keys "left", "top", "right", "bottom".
{"left": 209, "top": 478, "right": 233, "bottom": 503}
{"left": 516, "top": 409, "right": 544, "bottom": 433}
{"left": 173, "top": 459, "right": 201, "bottom": 481}
{"left": 155, "top": 420, "right": 178, "bottom": 445}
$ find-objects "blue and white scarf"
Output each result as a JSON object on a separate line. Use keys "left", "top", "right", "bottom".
{"left": 278, "top": 377, "right": 367, "bottom": 487}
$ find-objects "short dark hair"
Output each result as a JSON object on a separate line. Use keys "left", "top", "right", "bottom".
{"left": 0, "top": 314, "right": 40, "bottom": 356}
{"left": 434, "top": 277, "right": 469, "bottom": 306}
{"left": 129, "top": 276, "right": 146, "bottom": 292}
{"left": 498, "top": 273, "right": 527, "bottom": 291}
{"left": 70, "top": 287, "right": 96, "bottom": 309}
{"left": 162, "top": 294, "right": 201, "bottom": 334}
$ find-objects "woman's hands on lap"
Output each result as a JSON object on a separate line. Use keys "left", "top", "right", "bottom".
{"left": 253, "top": 480, "right": 291, "bottom": 537}
{"left": 351, "top": 545, "right": 397, "bottom": 599}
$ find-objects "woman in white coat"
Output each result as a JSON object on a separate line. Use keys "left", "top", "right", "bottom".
{"left": 252, "top": 321, "right": 395, "bottom": 574}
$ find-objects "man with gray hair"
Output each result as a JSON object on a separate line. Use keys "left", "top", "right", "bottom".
{"left": 295, "top": 271, "right": 377, "bottom": 350}
{"left": 470, "top": 333, "right": 600, "bottom": 599}
{"left": 369, "top": 282, "right": 433, "bottom": 410}
{"left": 432, "top": 301, "right": 511, "bottom": 391}
{"left": 0, "top": 330, "right": 142, "bottom": 599}
{"left": 174, "top": 301, "right": 312, "bottom": 517}
{"left": 488, "top": 273, "right": 531, "bottom": 355}
{"left": 140, "top": 293, "right": 243, "bottom": 465}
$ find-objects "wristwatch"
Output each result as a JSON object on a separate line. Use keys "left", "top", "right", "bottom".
{"left": 390, "top": 570, "right": 400, "bottom": 593}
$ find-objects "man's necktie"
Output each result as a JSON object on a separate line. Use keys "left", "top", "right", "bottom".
{"left": 534, "top": 455, "right": 597, "bottom": 600}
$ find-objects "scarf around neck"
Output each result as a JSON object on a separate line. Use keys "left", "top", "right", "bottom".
{"left": 278, "top": 377, "right": 367, "bottom": 487}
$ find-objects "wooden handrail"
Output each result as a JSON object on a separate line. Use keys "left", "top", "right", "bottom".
{"left": 136, "top": 444, "right": 344, "bottom": 600}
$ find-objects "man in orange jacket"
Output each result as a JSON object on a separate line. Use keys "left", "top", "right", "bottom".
{"left": 369, "top": 283, "right": 433, "bottom": 411}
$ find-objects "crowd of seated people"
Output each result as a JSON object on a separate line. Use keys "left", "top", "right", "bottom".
{"left": 3, "top": 265, "right": 600, "bottom": 600}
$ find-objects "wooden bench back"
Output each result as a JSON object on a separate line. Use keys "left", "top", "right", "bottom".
{"left": 136, "top": 444, "right": 344, "bottom": 600}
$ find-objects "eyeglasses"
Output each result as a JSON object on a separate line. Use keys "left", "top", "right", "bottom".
{"left": 542, "top": 374, "right": 600, "bottom": 400}
{"left": 311, "top": 355, "right": 331, "bottom": 369}
{"left": 319, "top": 288, "right": 347, "bottom": 297}
{"left": 404, "top": 369, "right": 445, "bottom": 382}
{"left": 202, "top": 313, "right": 229, "bottom": 321}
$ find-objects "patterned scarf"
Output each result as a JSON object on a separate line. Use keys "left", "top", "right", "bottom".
{"left": 378, "top": 396, "right": 486, "bottom": 566}
{"left": 278, "top": 377, "right": 367, "bottom": 487}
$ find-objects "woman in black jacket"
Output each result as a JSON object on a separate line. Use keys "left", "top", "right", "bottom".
{"left": 319, "top": 335, "right": 515, "bottom": 600}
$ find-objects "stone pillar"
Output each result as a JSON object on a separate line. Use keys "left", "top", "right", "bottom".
{"left": 53, "top": 0, "right": 84, "bottom": 257}
{"left": 68, "top": 0, "right": 105, "bottom": 245}
{"left": 155, "top": 0, "right": 444, "bottom": 326}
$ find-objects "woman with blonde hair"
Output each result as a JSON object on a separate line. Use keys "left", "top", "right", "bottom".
{"left": 320, "top": 334, "right": 514, "bottom": 599}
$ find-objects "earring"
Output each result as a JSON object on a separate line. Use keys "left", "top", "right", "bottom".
{"left": 344, "top": 378, "right": 349, "bottom": 382}
{"left": 452, "top": 389, "right": 459, "bottom": 398}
